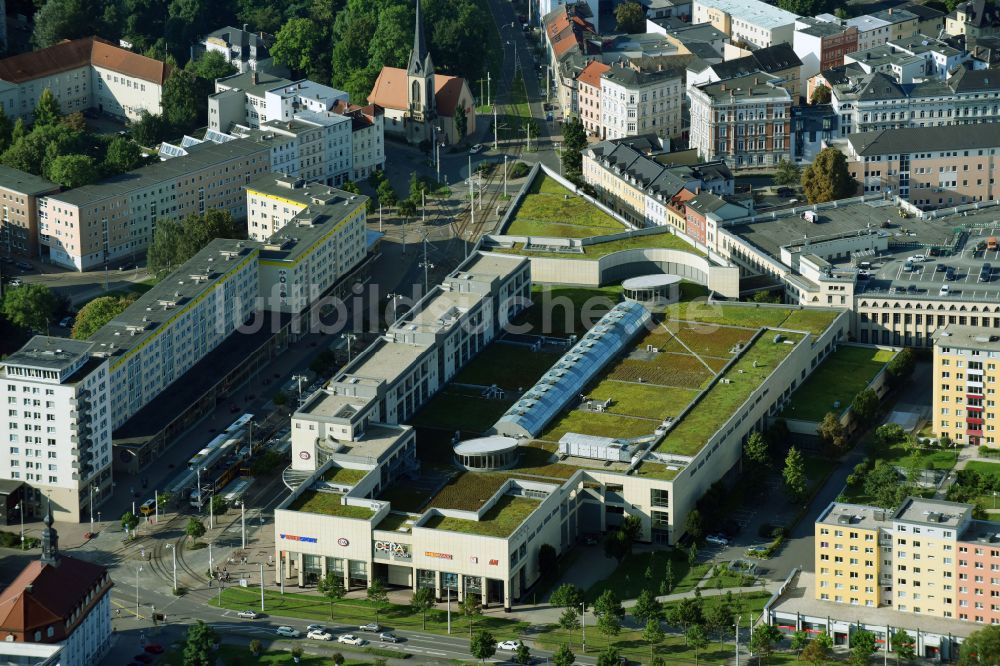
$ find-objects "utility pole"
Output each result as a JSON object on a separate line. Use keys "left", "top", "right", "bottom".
{"left": 494, "top": 106, "right": 498, "bottom": 151}
{"left": 447, "top": 588, "right": 452, "bottom": 634}
{"left": 209, "top": 489, "right": 214, "bottom": 530}
{"left": 379, "top": 204, "right": 382, "bottom": 232}
{"left": 153, "top": 488, "right": 157, "bottom": 525}
{"left": 135, "top": 566, "right": 142, "bottom": 619}
{"left": 342, "top": 333, "right": 357, "bottom": 363}
{"left": 420, "top": 238, "right": 435, "bottom": 293}
{"left": 166, "top": 543, "right": 177, "bottom": 594}
{"left": 241, "top": 501, "right": 246, "bottom": 550}
{"left": 735, "top": 615, "right": 740, "bottom": 666}
{"left": 89, "top": 484, "right": 94, "bottom": 533}
{"left": 487, "top": 71, "right": 491, "bottom": 107}
{"left": 260, "top": 563, "right": 265, "bottom": 611}
{"left": 581, "top": 602, "right": 586, "bottom": 653}
{"left": 504, "top": 155, "right": 508, "bottom": 198}
{"left": 422, "top": 190, "right": 426, "bottom": 228}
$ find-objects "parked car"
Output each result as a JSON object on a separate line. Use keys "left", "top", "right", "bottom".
{"left": 237, "top": 610, "right": 259, "bottom": 619}
{"left": 468, "top": 144, "right": 484, "bottom": 154}
{"left": 338, "top": 634, "right": 365, "bottom": 646}
{"left": 359, "top": 623, "right": 382, "bottom": 633}
{"left": 275, "top": 626, "right": 301, "bottom": 638}
{"left": 935, "top": 263, "right": 947, "bottom": 272}
{"left": 307, "top": 629, "right": 333, "bottom": 641}
{"left": 946, "top": 267, "right": 957, "bottom": 281}
{"left": 913, "top": 254, "right": 926, "bottom": 262}
{"left": 132, "top": 654, "right": 153, "bottom": 664}
{"left": 58, "top": 316, "right": 73, "bottom": 328}
{"left": 497, "top": 640, "right": 520, "bottom": 651}
{"left": 940, "top": 285, "right": 951, "bottom": 296}
{"left": 776, "top": 186, "right": 794, "bottom": 197}
{"left": 379, "top": 632, "right": 400, "bottom": 643}
{"left": 306, "top": 624, "right": 326, "bottom": 634}
{"left": 706, "top": 534, "right": 729, "bottom": 546}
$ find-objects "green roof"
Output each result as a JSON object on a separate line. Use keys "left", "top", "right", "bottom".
{"left": 782, "top": 345, "right": 896, "bottom": 421}
{"left": 422, "top": 494, "right": 540, "bottom": 537}
{"left": 663, "top": 302, "right": 839, "bottom": 336}
{"left": 323, "top": 467, "right": 370, "bottom": 485}
{"left": 493, "top": 231, "right": 705, "bottom": 260}
{"left": 287, "top": 491, "right": 376, "bottom": 519}
{"left": 505, "top": 173, "right": 625, "bottom": 238}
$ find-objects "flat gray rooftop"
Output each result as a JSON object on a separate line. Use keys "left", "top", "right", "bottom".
{"left": 933, "top": 325, "right": 1000, "bottom": 351}
{"left": 247, "top": 174, "right": 342, "bottom": 206}
{"left": 0, "top": 165, "right": 57, "bottom": 196}
{"left": 893, "top": 497, "right": 971, "bottom": 528}
{"left": 2, "top": 336, "right": 93, "bottom": 370}
{"left": 817, "top": 502, "right": 892, "bottom": 530}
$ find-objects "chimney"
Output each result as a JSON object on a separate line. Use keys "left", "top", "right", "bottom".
{"left": 754, "top": 77, "right": 759, "bottom": 84}
{"left": 251, "top": 71, "right": 258, "bottom": 85}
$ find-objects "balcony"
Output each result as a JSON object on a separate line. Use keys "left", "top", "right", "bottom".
{"left": 967, "top": 380, "right": 984, "bottom": 391}
{"left": 967, "top": 392, "right": 984, "bottom": 400}
{"left": 967, "top": 428, "right": 984, "bottom": 437}
{"left": 968, "top": 404, "right": 984, "bottom": 413}
{"left": 967, "top": 417, "right": 985, "bottom": 426}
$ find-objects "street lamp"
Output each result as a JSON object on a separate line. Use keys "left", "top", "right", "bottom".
{"left": 165, "top": 543, "right": 177, "bottom": 593}
{"left": 342, "top": 333, "right": 357, "bottom": 364}
{"left": 135, "top": 566, "right": 143, "bottom": 619}
{"left": 387, "top": 293, "right": 404, "bottom": 326}
{"left": 15, "top": 502, "right": 23, "bottom": 550}
{"left": 291, "top": 374, "right": 307, "bottom": 407}
{"left": 581, "top": 602, "right": 586, "bottom": 653}
{"left": 240, "top": 501, "right": 246, "bottom": 550}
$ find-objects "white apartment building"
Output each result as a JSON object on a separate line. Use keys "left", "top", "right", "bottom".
{"left": 691, "top": 0, "right": 799, "bottom": 49}
{"left": 344, "top": 104, "right": 385, "bottom": 181}
{"left": 0, "top": 36, "right": 166, "bottom": 122}
{"left": 200, "top": 26, "right": 278, "bottom": 74}
{"left": 209, "top": 70, "right": 348, "bottom": 131}
{"left": 0, "top": 338, "right": 112, "bottom": 522}
{"left": 600, "top": 64, "right": 685, "bottom": 139}
{"left": 261, "top": 112, "right": 353, "bottom": 187}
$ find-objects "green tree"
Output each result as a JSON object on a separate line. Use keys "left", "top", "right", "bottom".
{"left": 514, "top": 641, "right": 531, "bottom": 665}
{"left": 103, "top": 136, "right": 146, "bottom": 174}
{"left": 47, "top": 154, "right": 99, "bottom": 188}
{"left": 631, "top": 589, "right": 662, "bottom": 625}
{"left": 209, "top": 493, "right": 228, "bottom": 517}
{"left": 377, "top": 179, "right": 398, "bottom": 208}
{"left": 791, "top": 629, "right": 809, "bottom": 653}
{"left": 849, "top": 629, "right": 877, "bottom": 666}
{"left": 960, "top": 625, "right": 1000, "bottom": 665}
{"left": 685, "top": 508, "right": 704, "bottom": 541}
{"left": 688, "top": 542, "right": 699, "bottom": 566}
{"left": 596, "top": 646, "right": 621, "bottom": 666}
{"left": 10, "top": 118, "right": 26, "bottom": 144}
{"left": 397, "top": 197, "right": 417, "bottom": 221}
{"left": 318, "top": 572, "right": 346, "bottom": 619}
{"left": 614, "top": 1, "right": 646, "bottom": 32}
{"left": 810, "top": 84, "right": 832, "bottom": 104}
{"left": 664, "top": 559, "right": 674, "bottom": 593}
{"left": 593, "top": 589, "right": 625, "bottom": 621}
{"left": 749, "top": 624, "right": 782, "bottom": 664}
{"left": 774, "top": 159, "right": 801, "bottom": 186}
{"left": 686, "top": 624, "right": 709, "bottom": 665}
{"left": 188, "top": 51, "right": 237, "bottom": 82}
{"left": 886, "top": 348, "right": 915, "bottom": 386}
{"left": 891, "top": 628, "right": 915, "bottom": 664}
{"left": 367, "top": 3, "right": 414, "bottom": 81}
{"left": 2, "top": 283, "right": 57, "bottom": 332}
{"left": 851, "top": 388, "right": 879, "bottom": 427}
{"left": 0, "top": 105, "right": 12, "bottom": 153}
{"left": 272, "top": 18, "right": 329, "bottom": 82}
{"left": 185, "top": 517, "right": 206, "bottom": 542}
{"left": 865, "top": 460, "right": 909, "bottom": 509}
{"left": 552, "top": 644, "right": 575, "bottom": 666}
{"left": 665, "top": 596, "right": 704, "bottom": 630}
{"left": 72, "top": 294, "right": 136, "bottom": 339}
{"left": 460, "top": 593, "right": 483, "bottom": 637}
{"left": 550, "top": 583, "right": 584, "bottom": 608}
{"left": 409, "top": 587, "right": 435, "bottom": 630}
{"left": 408, "top": 171, "right": 428, "bottom": 201}
{"left": 162, "top": 69, "right": 200, "bottom": 133}
{"left": 182, "top": 620, "right": 218, "bottom": 666}
{"left": 783, "top": 446, "right": 807, "bottom": 502}
{"left": 800, "top": 638, "right": 831, "bottom": 665}
{"left": 558, "top": 606, "right": 581, "bottom": 633}
{"left": 130, "top": 111, "right": 168, "bottom": 147}
{"left": 705, "top": 599, "right": 734, "bottom": 640}
{"left": 802, "top": 147, "right": 855, "bottom": 204}
{"left": 249, "top": 638, "right": 262, "bottom": 656}
{"left": 470, "top": 629, "right": 496, "bottom": 663}
{"left": 366, "top": 578, "right": 389, "bottom": 624}
{"left": 454, "top": 104, "right": 468, "bottom": 141}
{"left": 819, "top": 411, "right": 848, "bottom": 452}
{"left": 121, "top": 511, "right": 140, "bottom": 533}
{"left": 561, "top": 116, "right": 587, "bottom": 183}
{"left": 744, "top": 431, "right": 770, "bottom": 468}
{"left": 643, "top": 618, "right": 665, "bottom": 662}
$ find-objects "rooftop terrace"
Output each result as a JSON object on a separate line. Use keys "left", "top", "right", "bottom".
{"left": 421, "top": 494, "right": 540, "bottom": 537}
{"left": 287, "top": 491, "right": 376, "bottom": 519}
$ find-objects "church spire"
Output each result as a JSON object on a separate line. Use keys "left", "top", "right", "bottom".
{"left": 408, "top": 0, "right": 431, "bottom": 76}
{"left": 40, "top": 498, "right": 60, "bottom": 567}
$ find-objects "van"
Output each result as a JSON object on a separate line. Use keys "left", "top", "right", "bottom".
{"left": 940, "top": 284, "right": 950, "bottom": 296}
{"left": 859, "top": 261, "right": 872, "bottom": 271}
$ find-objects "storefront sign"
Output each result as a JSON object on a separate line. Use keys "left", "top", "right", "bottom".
{"left": 489, "top": 559, "right": 499, "bottom": 566}
{"left": 375, "top": 540, "right": 411, "bottom": 558}
{"left": 299, "top": 451, "right": 311, "bottom": 460}
{"left": 424, "top": 551, "right": 454, "bottom": 560}
{"left": 469, "top": 557, "right": 478, "bottom": 564}
{"left": 338, "top": 538, "right": 350, "bottom": 547}
{"left": 279, "top": 533, "right": 317, "bottom": 543}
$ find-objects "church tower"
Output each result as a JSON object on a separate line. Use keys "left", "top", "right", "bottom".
{"left": 39, "top": 498, "right": 60, "bottom": 567}
{"left": 406, "top": 0, "right": 435, "bottom": 141}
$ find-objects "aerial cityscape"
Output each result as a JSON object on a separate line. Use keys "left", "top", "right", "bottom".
{"left": 3, "top": 0, "right": 1000, "bottom": 663}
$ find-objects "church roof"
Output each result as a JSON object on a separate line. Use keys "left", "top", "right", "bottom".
{"left": 367, "top": 67, "right": 468, "bottom": 117}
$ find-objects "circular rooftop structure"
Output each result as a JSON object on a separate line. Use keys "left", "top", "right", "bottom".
{"left": 454, "top": 436, "right": 519, "bottom": 471}
{"left": 622, "top": 273, "right": 681, "bottom": 307}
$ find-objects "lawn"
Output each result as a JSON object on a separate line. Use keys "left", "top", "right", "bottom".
{"left": 495, "top": 230, "right": 705, "bottom": 259}
{"left": 506, "top": 173, "right": 624, "bottom": 237}
{"left": 656, "top": 331, "right": 804, "bottom": 456}
{"left": 515, "top": 442, "right": 582, "bottom": 479}
{"left": 323, "top": 467, "right": 369, "bottom": 485}
{"left": 422, "top": 494, "right": 540, "bottom": 537}
{"left": 672, "top": 324, "right": 755, "bottom": 359}
{"left": 287, "top": 491, "right": 376, "bottom": 519}
{"left": 962, "top": 461, "right": 1000, "bottom": 478}
{"left": 375, "top": 511, "right": 414, "bottom": 533}
{"left": 512, "top": 285, "right": 622, "bottom": 336}
{"left": 585, "top": 549, "right": 710, "bottom": 602}
{"left": 587, "top": 379, "right": 698, "bottom": 419}
{"left": 540, "top": 409, "right": 658, "bottom": 442}
{"left": 450, "top": 343, "right": 561, "bottom": 390}
{"left": 632, "top": 461, "right": 682, "bottom": 480}
{"left": 779, "top": 308, "right": 843, "bottom": 336}
{"left": 663, "top": 303, "right": 838, "bottom": 336}
{"left": 408, "top": 389, "right": 515, "bottom": 434}
{"left": 161, "top": 644, "right": 368, "bottom": 666}
{"left": 782, "top": 346, "right": 896, "bottom": 421}
{"left": 426, "top": 472, "right": 510, "bottom": 511}
{"left": 608, "top": 354, "right": 714, "bottom": 389}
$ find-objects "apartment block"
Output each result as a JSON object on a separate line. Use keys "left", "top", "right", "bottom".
{"left": 209, "top": 70, "right": 348, "bottom": 131}
{"left": 0, "top": 37, "right": 167, "bottom": 122}
{"left": 946, "top": 0, "right": 1000, "bottom": 39}
{"left": 199, "top": 26, "right": 278, "bottom": 74}
{"left": 577, "top": 60, "right": 610, "bottom": 137}
{"left": 793, "top": 18, "right": 860, "bottom": 89}
{"left": 691, "top": 0, "right": 799, "bottom": 49}
{"left": 336, "top": 103, "right": 385, "bottom": 181}
{"left": 600, "top": 64, "right": 685, "bottom": 140}
{"left": 688, "top": 73, "right": 792, "bottom": 168}
{"left": 0, "top": 166, "right": 59, "bottom": 259}
{"left": 816, "top": 503, "right": 889, "bottom": 608}
{"left": 687, "top": 43, "right": 803, "bottom": 101}
{"left": 844, "top": 124, "right": 1000, "bottom": 207}
{"left": 38, "top": 136, "right": 281, "bottom": 270}
{"left": 933, "top": 325, "right": 1000, "bottom": 447}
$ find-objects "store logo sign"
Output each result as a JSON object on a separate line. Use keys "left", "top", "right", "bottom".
{"left": 424, "top": 551, "right": 454, "bottom": 560}
{"left": 489, "top": 559, "right": 499, "bottom": 566}
{"left": 338, "top": 538, "right": 350, "bottom": 547}
{"left": 375, "top": 541, "right": 410, "bottom": 558}
{"left": 280, "top": 533, "right": 317, "bottom": 543}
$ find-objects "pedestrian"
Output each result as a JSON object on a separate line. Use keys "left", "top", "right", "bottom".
{"left": 116, "top": 609, "right": 121, "bottom": 618}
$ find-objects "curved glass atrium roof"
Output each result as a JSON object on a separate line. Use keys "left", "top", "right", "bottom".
{"left": 494, "top": 300, "right": 651, "bottom": 439}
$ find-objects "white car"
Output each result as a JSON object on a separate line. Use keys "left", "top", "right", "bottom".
{"left": 306, "top": 624, "right": 325, "bottom": 633}
{"left": 275, "top": 626, "right": 300, "bottom": 638}
{"left": 497, "top": 640, "right": 520, "bottom": 651}
{"left": 307, "top": 629, "right": 333, "bottom": 641}
{"left": 913, "top": 254, "right": 927, "bottom": 262}
{"left": 236, "top": 610, "right": 259, "bottom": 619}
{"left": 338, "top": 634, "right": 365, "bottom": 646}
{"left": 468, "top": 144, "right": 484, "bottom": 154}
{"left": 359, "top": 623, "right": 381, "bottom": 632}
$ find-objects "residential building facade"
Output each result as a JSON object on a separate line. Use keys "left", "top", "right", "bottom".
{"left": 933, "top": 325, "right": 1000, "bottom": 447}
{"left": 793, "top": 18, "right": 860, "bottom": 90}
{"left": 200, "top": 26, "right": 278, "bottom": 74}
{"left": 691, "top": 0, "right": 799, "bottom": 49}
{"left": 946, "top": 0, "right": 1000, "bottom": 39}
{"left": 600, "top": 64, "right": 684, "bottom": 140}
{"left": 577, "top": 60, "right": 609, "bottom": 137}
{"left": 0, "top": 167, "right": 59, "bottom": 259}
{"left": 209, "top": 70, "right": 349, "bottom": 131}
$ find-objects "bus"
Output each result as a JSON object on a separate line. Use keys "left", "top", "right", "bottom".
{"left": 221, "top": 477, "right": 253, "bottom": 504}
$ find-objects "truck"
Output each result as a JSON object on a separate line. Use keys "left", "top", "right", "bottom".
{"left": 988, "top": 236, "right": 998, "bottom": 251}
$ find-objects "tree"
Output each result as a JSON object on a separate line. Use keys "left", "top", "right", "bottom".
{"left": 851, "top": 388, "right": 879, "bottom": 427}
{"left": 454, "top": 104, "right": 468, "bottom": 141}
{"left": 688, "top": 542, "right": 699, "bottom": 566}
{"left": 749, "top": 624, "right": 782, "bottom": 664}
{"left": 615, "top": 1, "right": 646, "bottom": 32}
{"left": 685, "top": 508, "right": 704, "bottom": 541}
{"left": 561, "top": 116, "right": 587, "bottom": 183}
{"left": 397, "top": 197, "right": 417, "bottom": 221}
{"left": 130, "top": 111, "right": 168, "bottom": 148}
{"left": 47, "top": 154, "right": 99, "bottom": 188}
{"left": 800, "top": 638, "right": 831, "bottom": 665}
{"left": 596, "top": 646, "right": 621, "bottom": 666}
{"left": 272, "top": 18, "right": 329, "bottom": 81}
{"left": 2, "top": 283, "right": 57, "bottom": 333}
{"left": 162, "top": 69, "right": 200, "bottom": 133}
{"left": 470, "top": 629, "right": 496, "bottom": 663}
{"left": 538, "top": 544, "right": 557, "bottom": 578}
{"left": 593, "top": 589, "right": 625, "bottom": 621}
{"left": 631, "top": 589, "right": 662, "bottom": 626}
{"left": 104, "top": 136, "right": 145, "bottom": 174}
{"left": 810, "top": 84, "right": 832, "bottom": 105}
{"left": 665, "top": 596, "right": 704, "bottom": 630}
{"left": 686, "top": 624, "right": 708, "bottom": 665}
{"left": 10, "top": 118, "right": 25, "bottom": 144}
{"left": 744, "top": 431, "right": 770, "bottom": 468}
{"left": 318, "top": 572, "right": 346, "bottom": 618}
{"left": 121, "top": 511, "right": 140, "bottom": 533}
{"left": 643, "top": 618, "right": 665, "bottom": 663}
{"left": 410, "top": 587, "right": 435, "bottom": 630}
{"left": 550, "top": 583, "right": 584, "bottom": 608}
{"left": 553, "top": 644, "right": 575, "bottom": 666}
{"left": 377, "top": 179, "right": 398, "bottom": 208}
{"left": 514, "top": 641, "right": 531, "bottom": 665}
{"left": 886, "top": 348, "right": 915, "bottom": 386}
{"left": 848, "top": 629, "right": 877, "bottom": 666}
{"left": 0, "top": 106, "right": 12, "bottom": 153}
{"left": 705, "top": 599, "right": 734, "bottom": 640}
{"left": 783, "top": 446, "right": 807, "bottom": 502}
{"left": 558, "top": 606, "right": 581, "bottom": 632}
{"left": 460, "top": 593, "right": 483, "bottom": 637}
{"left": 182, "top": 620, "right": 218, "bottom": 666}
{"left": 249, "top": 638, "right": 262, "bottom": 656}
{"left": 819, "top": 412, "right": 848, "bottom": 452}
{"left": 33, "top": 89, "right": 62, "bottom": 127}
{"left": 603, "top": 529, "right": 630, "bottom": 562}
{"left": 664, "top": 559, "right": 675, "bottom": 593}
{"left": 864, "top": 460, "right": 909, "bottom": 509}
{"left": 791, "top": 630, "right": 809, "bottom": 653}
{"left": 185, "top": 517, "right": 206, "bottom": 542}
{"left": 960, "top": 625, "right": 1000, "bottom": 665}
{"left": 891, "top": 628, "right": 915, "bottom": 664}
{"left": 209, "top": 493, "right": 227, "bottom": 517}
{"left": 774, "top": 159, "right": 801, "bottom": 187}
{"left": 367, "top": 579, "right": 389, "bottom": 624}
{"left": 802, "top": 147, "right": 855, "bottom": 204}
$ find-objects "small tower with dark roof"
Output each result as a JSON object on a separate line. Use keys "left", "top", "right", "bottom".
{"left": 39, "top": 498, "right": 59, "bottom": 567}
{"left": 407, "top": 0, "right": 436, "bottom": 140}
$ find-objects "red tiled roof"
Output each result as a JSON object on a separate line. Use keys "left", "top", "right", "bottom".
{"left": 0, "top": 37, "right": 168, "bottom": 86}
{"left": 0, "top": 557, "right": 110, "bottom": 637}
{"left": 367, "top": 67, "right": 468, "bottom": 117}
{"left": 577, "top": 60, "right": 610, "bottom": 88}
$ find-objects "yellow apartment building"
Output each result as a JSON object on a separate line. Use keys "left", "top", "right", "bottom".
{"left": 933, "top": 326, "right": 1000, "bottom": 447}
